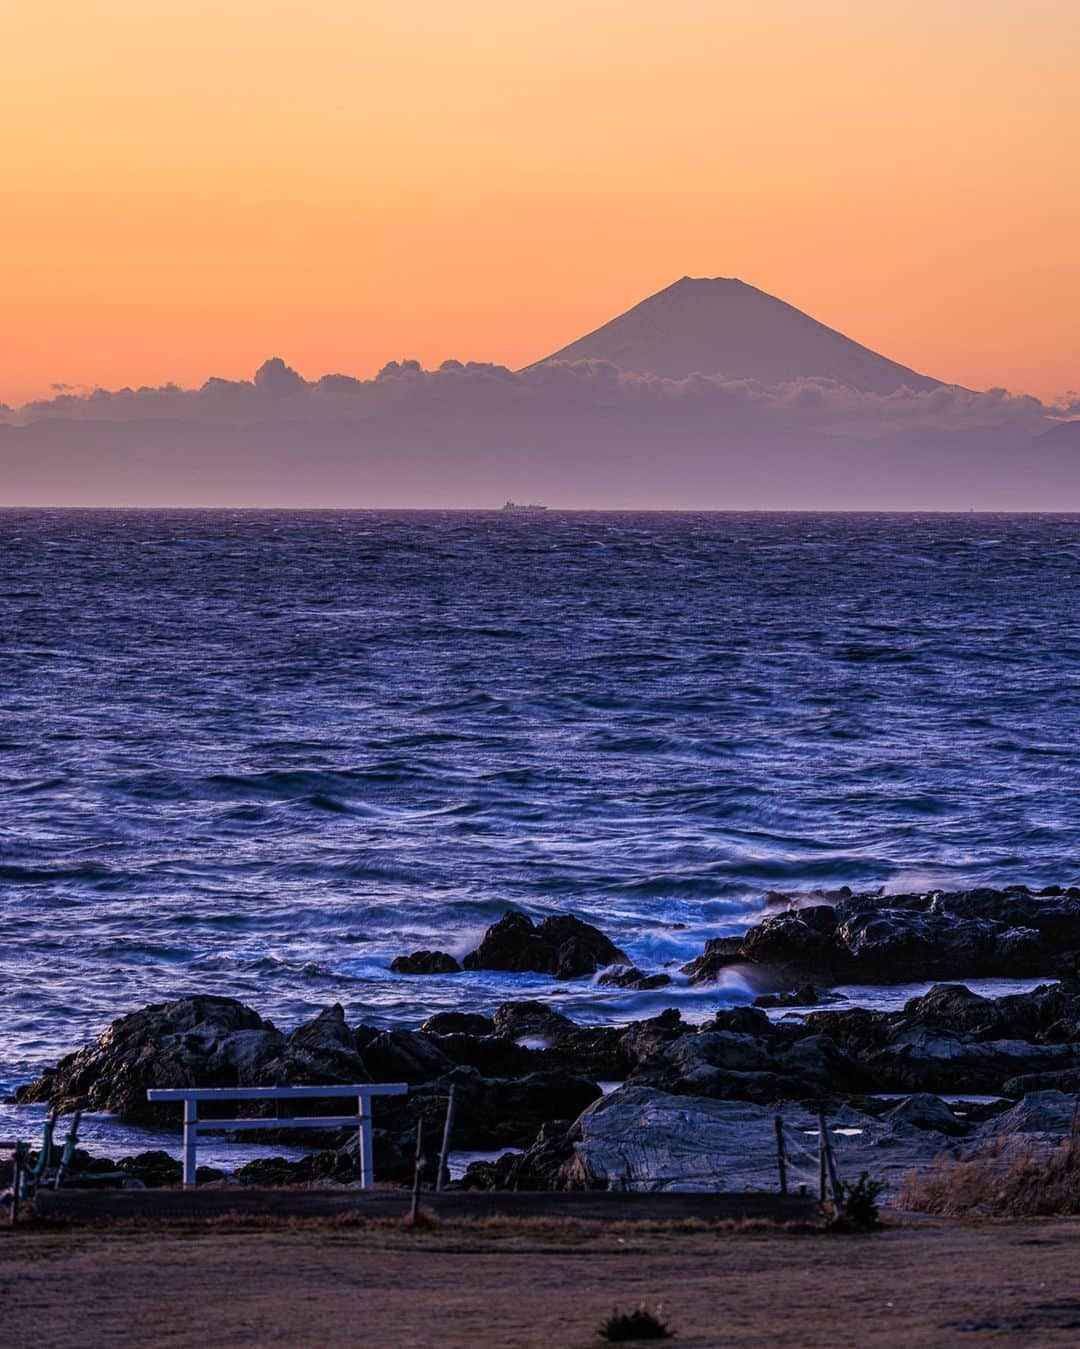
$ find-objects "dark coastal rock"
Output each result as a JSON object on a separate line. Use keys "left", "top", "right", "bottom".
{"left": 390, "top": 950, "right": 461, "bottom": 975}
{"left": 358, "top": 1028, "right": 456, "bottom": 1085}
{"left": 626, "top": 1026, "right": 868, "bottom": 1102}
{"left": 462, "top": 910, "right": 629, "bottom": 979}
{"left": 754, "top": 984, "right": 846, "bottom": 1009}
{"left": 421, "top": 1032, "right": 540, "bottom": 1079}
{"left": 491, "top": 1000, "right": 579, "bottom": 1042}
{"left": 254, "top": 1005, "right": 370, "bottom": 1088}
{"left": 897, "top": 984, "right": 996, "bottom": 1032}
{"left": 682, "top": 886, "right": 1080, "bottom": 988}
{"left": 700, "top": 1006, "right": 775, "bottom": 1036}
{"left": 421, "top": 1011, "right": 494, "bottom": 1037}
{"left": 883, "top": 1094, "right": 970, "bottom": 1136}
{"left": 463, "top": 1086, "right": 972, "bottom": 1195}
{"left": 17, "top": 972, "right": 1080, "bottom": 1189}
{"left": 867, "top": 1031, "right": 1076, "bottom": 1096}
{"left": 15, "top": 995, "right": 285, "bottom": 1125}
{"left": 116, "top": 1150, "right": 183, "bottom": 1187}
{"left": 616, "top": 1010, "right": 688, "bottom": 1067}
{"left": 373, "top": 1064, "right": 604, "bottom": 1152}
{"left": 490, "top": 1000, "right": 626, "bottom": 1078}
{"left": 596, "top": 965, "right": 672, "bottom": 991}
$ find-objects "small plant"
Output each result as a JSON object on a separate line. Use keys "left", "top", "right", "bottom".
{"left": 598, "top": 1303, "right": 675, "bottom": 1341}
{"left": 828, "top": 1172, "right": 884, "bottom": 1232}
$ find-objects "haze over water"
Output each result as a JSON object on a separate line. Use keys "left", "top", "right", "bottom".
{"left": 1, "top": 509, "right": 1078, "bottom": 1091}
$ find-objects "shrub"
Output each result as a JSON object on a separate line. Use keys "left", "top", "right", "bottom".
{"left": 598, "top": 1304, "right": 675, "bottom": 1341}
{"left": 901, "top": 1137, "right": 1080, "bottom": 1218}
{"left": 827, "top": 1172, "right": 884, "bottom": 1232}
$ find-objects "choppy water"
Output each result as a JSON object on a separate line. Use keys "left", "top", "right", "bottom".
{"left": 1, "top": 509, "right": 1078, "bottom": 1097}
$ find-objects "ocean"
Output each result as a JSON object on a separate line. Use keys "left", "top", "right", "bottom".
{"left": 2, "top": 509, "right": 1078, "bottom": 1105}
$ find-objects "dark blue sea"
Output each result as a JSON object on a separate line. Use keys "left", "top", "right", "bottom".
{"left": 2, "top": 510, "right": 1079, "bottom": 1105}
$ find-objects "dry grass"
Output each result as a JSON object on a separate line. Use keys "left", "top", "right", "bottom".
{"left": 901, "top": 1136, "right": 1080, "bottom": 1218}
{"left": 14, "top": 1207, "right": 822, "bottom": 1242}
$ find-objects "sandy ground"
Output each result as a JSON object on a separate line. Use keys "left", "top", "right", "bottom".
{"left": 2, "top": 1217, "right": 1079, "bottom": 1347}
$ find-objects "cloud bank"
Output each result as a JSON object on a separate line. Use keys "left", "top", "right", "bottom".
{"left": 1, "top": 358, "right": 1077, "bottom": 509}
{"left": 2, "top": 356, "right": 1061, "bottom": 436}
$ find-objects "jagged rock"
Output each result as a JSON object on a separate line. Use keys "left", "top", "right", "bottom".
{"left": 421, "top": 1012, "right": 494, "bottom": 1037}
{"left": 116, "top": 1150, "right": 183, "bottom": 1186}
{"left": 463, "top": 910, "right": 629, "bottom": 979}
{"left": 615, "top": 1011, "right": 687, "bottom": 1069}
{"left": 700, "top": 1006, "right": 776, "bottom": 1036}
{"left": 374, "top": 1064, "right": 603, "bottom": 1152}
{"left": 390, "top": 950, "right": 461, "bottom": 975}
{"left": 680, "top": 936, "right": 744, "bottom": 983}
{"left": 754, "top": 984, "right": 846, "bottom": 1009}
{"left": 359, "top": 1028, "right": 455, "bottom": 1085}
{"left": 897, "top": 984, "right": 995, "bottom": 1032}
{"left": 422, "top": 1032, "right": 540, "bottom": 1079}
{"left": 870, "top": 1031, "right": 1077, "bottom": 1096}
{"left": 976, "top": 1089, "right": 1078, "bottom": 1138}
{"left": 1000, "top": 1067, "right": 1080, "bottom": 1096}
{"left": 883, "top": 1094, "right": 970, "bottom": 1136}
{"left": 491, "top": 1001, "right": 578, "bottom": 1043}
{"left": 626, "top": 1027, "right": 867, "bottom": 1102}
{"left": 15, "top": 995, "right": 284, "bottom": 1125}
{"left": 255, "top": 1005, "right": 370, "bottom": 1088}
{"left": 596, "top": 965, "right": 672, "bottom": 991}
{"left": 490, "top": 1001, "right": 625, "bottom": 1078}
{"left": 681, "top": 887, "right": 1080, "bottom": 988}
{"left": 460, "top": 1120, "right": 574, "bottom": 1191}
{"left": 112, "top": 1150, "right": 225, "bottom": 1187}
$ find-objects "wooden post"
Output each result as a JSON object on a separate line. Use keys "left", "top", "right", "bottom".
{"left": 774, "top": 1114, "right": 788, "bottom": 1195}
{"left": 183, "top": 1098, "right": 198, "bottom": 1189}
{"left": 10, "top": 1145, "right": 25, "bottom": 1227}
{"left": 408, "top": 1119, "right": 424, "bottom": 1226}
{"left": 436, "top": 1085, "right": 457, "bottom": 1193}
{"left": 823, "top": 1119, "right": 841, "bottom": 1206}
{"left": 817, "top": 1108, "right": 827, "bottom": 1204}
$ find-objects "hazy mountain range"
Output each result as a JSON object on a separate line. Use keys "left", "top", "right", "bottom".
{"left": 2, "top": 277, "right": 1076, "bottom": 508}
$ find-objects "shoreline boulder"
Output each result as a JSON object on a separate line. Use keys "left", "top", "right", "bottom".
{"left": 463, "top": 910, "right": 629, "bottom": 979}
{"left": 390, "top": 950, "right": 461, "bottom": 975}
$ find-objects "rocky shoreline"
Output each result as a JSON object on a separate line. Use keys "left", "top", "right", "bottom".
{"left": 7, "top": 885, "right": 1080, "bottom": 1196}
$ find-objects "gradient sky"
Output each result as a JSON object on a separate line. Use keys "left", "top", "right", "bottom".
{"left": 3, "top": 1, "right": 1078, "bottom": 406}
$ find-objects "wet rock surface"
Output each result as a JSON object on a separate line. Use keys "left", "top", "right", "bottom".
{"left": 462, "top": 910, "right": 629, "bottom": 978}
{"left": 683, "top": 885, "right": 1080, "bottom": 988}
{"left": 14, "top": 996, "right": 285, "bottom": 1126}
{"left": 390, "top": 950, "right": 461, "bottom": 975}
{"left": 461, "top": 1086, "right": 1080, "bottom": 1197}
{"left": 12, "top": 956, "right": 1080, "bottom": 1192}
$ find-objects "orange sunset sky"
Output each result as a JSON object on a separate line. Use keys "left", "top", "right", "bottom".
{"left": 3, "top": 1, "right": 1078, "bottom": 407}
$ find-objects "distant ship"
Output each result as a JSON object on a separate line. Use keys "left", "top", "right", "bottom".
{"left": 501, "top": 500, "right": 548, "bottom": 513}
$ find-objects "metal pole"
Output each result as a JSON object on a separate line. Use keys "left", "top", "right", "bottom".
{"left": 774, "top": 1114, "right": 788, "bottom": 1195}
{"left": 817, "top": 1109, "right": 827, "bottom": 1204}
{"left": 436, "top": 1086, "right": 457, "bottom": 1193}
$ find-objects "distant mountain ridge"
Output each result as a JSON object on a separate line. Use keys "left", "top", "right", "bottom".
{"left": 534, "top": 276, "right": 942, "bottom": 395}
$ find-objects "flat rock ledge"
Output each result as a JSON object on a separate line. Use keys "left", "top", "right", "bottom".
{"left": 461, "top": 1085, "right": 1080, "bottom": 1201}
